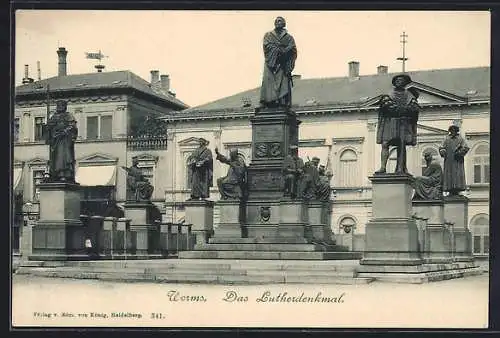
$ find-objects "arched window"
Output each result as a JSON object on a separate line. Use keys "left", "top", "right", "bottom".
{"left": 473, "top": 144, "right": 489, "bottom": 184}
{"left": 421, "top": 147, "right": 440, "bottom": 175}
{"left": 471, "top": 214, "right": 489, "bottom": 255}
{"left": 339, "top": 149, "right": 359, "bottom": 187}
{"left": 339, "top": 216, "right": 356, "bottom": 234}
{"left": 387, "top": 148, "right": 398, "bottom": 173}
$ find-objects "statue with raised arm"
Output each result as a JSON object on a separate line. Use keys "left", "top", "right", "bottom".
{"left": 45, "top": 100, "right": 78, "bottom": 183}
{"left": 122, "top": 157, "right": 154, "bottom": 202}
{"left": 259, "top": 16, "right": 297, "bottom": 109}
{"left": 214, "top": 147, "right": 248, "bottom": 200}
{"left": 375, "top": 74, "right": 420, "bottom": 175}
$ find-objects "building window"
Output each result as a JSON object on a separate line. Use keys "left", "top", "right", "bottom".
{"left": 14, "top": 118, "right": 20, "bottom": 142}
{"left": 87, "top": 115, "right": 113, "bottom": 140}
{"left": 473, "top": 144, "right": 489, "bottom": 184}
{"left": 32, "top": 169, "right": 45, "bottom": 201}
{"left": 340, "top": 217, "right": 356, "bottom": 234}
{"left": 470, "top": 214, "right": 489, "bottom": 255}
{"left": 421, "top": 147, "right": 439, "bottom": 175}
{"left": 34, "top": 117, "right": 45, "bottom": 141}
{"left": 387, "top": 148, "right": 398, "bottom": 173}
{"left": 338, "top": 149, "right": 359, "bottom": 187}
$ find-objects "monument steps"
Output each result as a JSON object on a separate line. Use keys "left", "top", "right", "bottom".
{"left": 178, "top": 250, "right": 362, "bottom": 260}
{"left": 357, "top": 266, "right": 484, "bottom": 283}
{"left": 193, "top": 243, "right": 344, "bottom": 252}
{"left": 16, "top": 259, "right": 373, "bottom": 285}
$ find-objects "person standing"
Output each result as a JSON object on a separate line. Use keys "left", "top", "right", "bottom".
{"left": 439, "top": 125, "right": 470, "bottom": 196}
{"left": 187, "top": 138, "right": 214, "bottom": 200}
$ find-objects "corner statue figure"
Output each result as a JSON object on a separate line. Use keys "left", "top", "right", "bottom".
{"left": 411, "top": 151, "right": 443, "bottom": 200}
{"left": 187, "top": 138, "right": 214, "bottom": 200}
{"left": 375, "top": 74, "right": 420, "bottom": 174}
{"left": 316, "top": 164, "right": 333, "bottom": 202}
{"left": 439, "top": 125, "right": 470, "bottom": 196}
{"left": 122, "top": 157, "right": 154, "bottom": 202}
{"left": 259, "top": 16, "right": 297, "bottom": 109}
{"left": 214, "top": 147, "right": 248, "bottom": 200}
{"left": 45, "top": 100, "right": 78, "bottom": 183}
{"left": 281, "top": 144, "right": 304, "bottom": 199}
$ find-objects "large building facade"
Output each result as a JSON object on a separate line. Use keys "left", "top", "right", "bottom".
{"left": 161, "top": 62, "right": 490, "bottom": 260}
{"left": 13, "top": 47, "right": 189, "bottom": 252}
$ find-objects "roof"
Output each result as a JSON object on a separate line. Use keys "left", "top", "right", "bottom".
{"left": 184, "top": 66, "right": 489, "bottom": 113}
{"left": 15, "top": 70, "right": 189, "bottom": 110}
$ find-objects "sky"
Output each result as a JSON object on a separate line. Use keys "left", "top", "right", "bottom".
{"left": 14, "top": 10, "right": 490, "bottom": 108}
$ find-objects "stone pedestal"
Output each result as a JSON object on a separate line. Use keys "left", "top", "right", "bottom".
{"left": 278, "top": 199, "right": 307, "bottom": 239}
{"left": 20, "top": 220, "right": 34, "bottom": 261}
{"left": 116, "top": 218, "right": 135, "bottom": 256}
{"left": 30, "top": 182, "right": 86, "bottom": 261}
{"left": 308, "top": 201, "right": 334, "bottom": 243}
{"left": 413, "top": 200, "right": 453, "bottom": 263}
{"left": 361, "top": 174, "right": 422, "bottom": 266}
{"left": 185, "top": 199, "right": 214, "bottom": 244}
{"left": 444, "top": 195, "right": 473, "bottom": 262}
{"left": 212, "top": 200, "right": 243, "bottom": 238}
{"left": 124, "top": 202, "right": 160, "bottom": 257}
{"left": 99, "top": 217, "right": 116, "bottom": 257}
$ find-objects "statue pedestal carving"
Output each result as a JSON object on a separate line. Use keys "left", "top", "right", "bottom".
{"left": 212, "top": 200, "right": 243, "bottom": 239}
{"left": 30, "top": 182, "right": 86, "bottom": 260}
{"left": 413, "top": 200, "right": 453, "bottom": 264}
{"left": 360, "top": 174, "right": 422, "bottom": 266}
{"left": 444, "top": 195, "right": 473, "bottom": 262}
{"left": 185, "top": 199, "right": 214, "bottom": 244}
{"left": 124, "top": 202, "right": 160, "bottom": 257}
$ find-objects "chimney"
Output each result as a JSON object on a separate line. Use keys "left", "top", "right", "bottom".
{"left": 348, "top": 61, "right": 360, "bottom": 79}
{"left": 22, "top": 64, "right": 34, "bottom": 84}
{"left": 150, "top": 70, "right": 160, "bottom": 88}
{"left": 95, "top": 64, "right": 105, "bottom": 73}
{"left": 377, "top": 65, "right": 388, "bottom": 74}
{"left": 57, "top": 47, "right": 68, "bottom": 76}
{"left": 160, "top": 74, "right": 170, "bottom": 92}
{"left": 37, "top": 61, "right": 41, "bottom": 81}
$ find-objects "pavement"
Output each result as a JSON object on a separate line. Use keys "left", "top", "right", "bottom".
{"left": 11, "top": 273, "right": 489, "bottom": 328}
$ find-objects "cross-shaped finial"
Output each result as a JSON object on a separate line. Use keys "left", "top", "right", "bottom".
{"left": 397, "top": 31, "right": 409, "bottom": 72}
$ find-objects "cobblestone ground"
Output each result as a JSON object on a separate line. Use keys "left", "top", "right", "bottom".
{"left": 11, "top": 273, "right": 489, "bottom": 328}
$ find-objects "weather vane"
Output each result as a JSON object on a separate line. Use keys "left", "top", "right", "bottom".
{"left": 85, "top": 50, "right": 108, "bottom": 72}
{"left": 397, "top": 31, "right": 409, "bottom": 73}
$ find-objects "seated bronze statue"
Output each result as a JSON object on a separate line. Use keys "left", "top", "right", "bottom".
{"left": 411, "top": 152, "right": 443, "bottom": 200}
{"left": 215, "top": 147, "right": 247, "bottom": 200}
{"left": 122, "top": 157, "right": 154, "bottom": 202}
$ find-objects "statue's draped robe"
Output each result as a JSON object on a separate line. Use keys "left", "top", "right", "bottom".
{"left": 316, "top": 173, "right": 332, "bottom": 202}
{"left": 440, "top": 135, "right": 470, "bottom": 193}
{"left": 376, "top": 89, "right": 419, "bottom": 146}
{"left": 187, "top": 146, "right": 213, "bottom": 199}
{"left": 46, "top": 112, "right": 78, "bottom": 182}
{"left": 216, "top": 153, "right": 247, "bottom": 200}
{"left": 299, "top": 162, "right": 320, "bottom": 200}
{"left": 412, "top": 162, "right": 443, "bottom": 200}
{"left": 281, "top": 154, "right": 304, "bottom": 197}
{"left": 260, "top": 28, "right": 297, "bottom": 108}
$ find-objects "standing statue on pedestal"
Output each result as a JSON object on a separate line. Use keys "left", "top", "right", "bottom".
{"left": 122, "top": 157, "right": 154, "bottom": 202}
{"left": 375, "top": 74, "right": 420, "bottom": 174}
{"left": 214, "top": 147, "right": 248, "bottom": 200}
{"left": 299, "top": 157, "right": 320, "bottom": 200}
{"left": 439, "top": 125, "right": 470, "bottom": 196}
{"left": 45, "top": 100, "right": 78, "bottom": 183}
{"left": 411, "top": 151, "right": 443, "bottom": 200}
{"left": 259, "top": 16, "right": 297, "bottom": 109}
{"left": 316, "top": 164, "right": 333, "bottom": 202}
{"left": 187, "top": 138, "right": 214, "bottom": 200}
{"left": 281, "top": 145, "right": 304, "bottom": 199}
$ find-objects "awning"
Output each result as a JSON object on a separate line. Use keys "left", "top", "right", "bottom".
{"left": 298, "top": 146, "right": 331, "bottom": 167}
{"left": 13, "top": 167, "right": 23, "bottom": 194}
{"left": 75, "top": 165, "right": 116, "bottom": 186}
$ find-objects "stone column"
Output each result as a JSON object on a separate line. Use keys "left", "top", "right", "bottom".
{"left": 444, "top": 195, "right": 473, "bottom": 262}
{"left": 124, "top": 202, "right": 161, "bottom": 257}
{"left": 99, "top": 217, "right": 117, "bottom": 257}
{"left": 20, "top": 219, "right": 34, "bottom": 262}
{"left": 360, "top": 174, "right": 422, "bottom": 266}
{"left": 30, "top": 182, "right": 86, "bottom": 260}
{"left": 116, "top": 217, "right": 134, "bottom": 256}
{"left": 184, "top": 199, "right": 214, "bottom": 244}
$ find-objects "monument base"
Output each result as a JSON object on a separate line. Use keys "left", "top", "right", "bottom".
{"left": 212, "top": 200, "right": 243, "bottom": 239}
{"left": 185, "top": 199, "right": 214, "bottom": 244}
{"left": 453, "top": 228, "right": 474, "bottom": 262}
{"left": 423, "top": 224, "right": 453, "bottom": 264}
